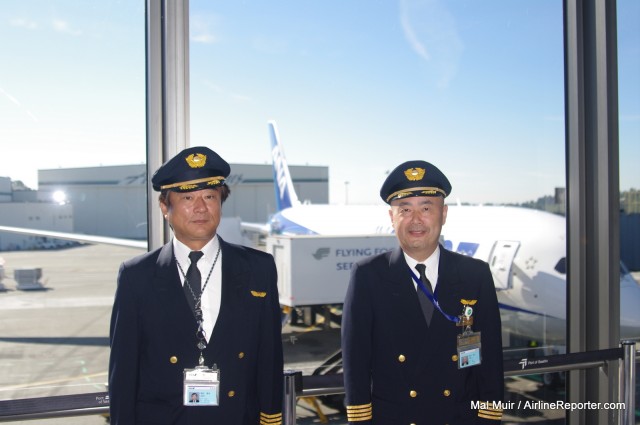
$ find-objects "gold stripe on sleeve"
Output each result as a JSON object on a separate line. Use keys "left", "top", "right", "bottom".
{"left": 346, "top": 403, "right": 373, "bottom": 422}
{"left": 260, "top": 411, "right": 282, "bottom": 425}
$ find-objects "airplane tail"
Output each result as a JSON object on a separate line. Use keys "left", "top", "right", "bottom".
{"left": 269, "top": 120, "right": 301, "bottom": 211}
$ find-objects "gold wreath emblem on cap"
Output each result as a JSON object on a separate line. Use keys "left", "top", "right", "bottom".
{"left": 404, "top": 167, "right": 425, "bottom": 181}
{"left": 185, "top": 153, "right": 207, "bottom": 168}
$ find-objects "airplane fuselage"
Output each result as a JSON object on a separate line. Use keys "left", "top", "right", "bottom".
{"left": 270, "top": 203, "right": 640, "bottom": 345}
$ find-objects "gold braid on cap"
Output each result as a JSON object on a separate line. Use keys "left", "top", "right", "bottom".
{"left": 160, "top": 176, "right": 225, "bottom": 190}
{"left": 386, "top": 186, "right": 447, "bottom": 203}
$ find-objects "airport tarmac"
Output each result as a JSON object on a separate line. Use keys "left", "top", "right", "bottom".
{"left": 0, "top": 245, "right": 637, "bottom": 424}
{"left": 0, "top": 244, "right": 347, "bottom": 424}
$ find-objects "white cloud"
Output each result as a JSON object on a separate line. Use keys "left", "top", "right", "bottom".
{"left": 202, "top": 80, "right": 253, "bottom": 104}
{"left": 52, "top": 19, "right": 82, "bottom": 36}
{"left": 0, "top": 87, "right": 39, "bottom": 123}
{"left": 399, "top": 7, "right": 429, "bottom": 61}
{"left": 10, "top": 18, "right": 38, "bottom": 30}
{"left": 190, "top": 14, "right": 219, "bottom": 44}
{"left": 398, "top": 0, "right": 463, "bottom": 89}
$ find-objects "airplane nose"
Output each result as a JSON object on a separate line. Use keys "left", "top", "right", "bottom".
{"left": 620, "top": 274, "right": 640, "bottom": 340}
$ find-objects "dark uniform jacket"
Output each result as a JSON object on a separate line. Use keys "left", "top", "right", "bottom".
{"left": 342, "top": 246, "right": 504, "bottom": 424}
{"left": 108, "top": 237, "right": 283, "bottom": 425}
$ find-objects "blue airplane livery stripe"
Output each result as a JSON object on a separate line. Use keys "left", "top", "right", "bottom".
{"left": 498, "top": 302, "right": 559, "bottom": 319}
{"left": 270, "top": 213, "right": 317, "bottom": 235}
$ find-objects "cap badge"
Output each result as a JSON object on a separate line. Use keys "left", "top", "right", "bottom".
{"left": 404, "top": 167, "right": 425, "bottom": 181}
{"left": 185, "top": 153, "right": 207, "bottom": 169}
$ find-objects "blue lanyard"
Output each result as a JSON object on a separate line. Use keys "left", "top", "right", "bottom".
{"left": 408, "top": 266, "right": 460, "bottom": 324}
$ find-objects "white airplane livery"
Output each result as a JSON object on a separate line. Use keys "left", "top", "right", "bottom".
{"left": 263, "top": 120, "right": 640, "bottom": 345}
{"left": 0, "top": 121, "right": 638, "bottom": 346}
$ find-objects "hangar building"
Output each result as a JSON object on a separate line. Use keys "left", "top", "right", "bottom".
{"left": 0, "top": 163, "right": 328, "bottom": 249}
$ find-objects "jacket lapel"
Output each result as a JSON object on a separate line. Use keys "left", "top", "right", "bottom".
{"left": 387, "top": 248, "right": 427, "bottom": 330}
{"left": 435, "top": 247, "right": 464, "bottom": 319}
{"left": 152, "top": 243, "right": 198, "bottom": 346}
{"left": 205, "top": 238, "right": 249, "bottom": 360}
{"left": 385, "top": 248, "right": 430, "bottom": 370}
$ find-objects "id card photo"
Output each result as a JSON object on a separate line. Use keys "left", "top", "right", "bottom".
{"left": 184, "top": 385, "right": 219, "bottom": 406}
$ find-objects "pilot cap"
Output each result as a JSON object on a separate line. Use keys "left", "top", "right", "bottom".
{"left": 380, "top": 160, "right": 452, "bottom": 204}
{"left": 151, "top": 146, "right": 230, "bottom": 192}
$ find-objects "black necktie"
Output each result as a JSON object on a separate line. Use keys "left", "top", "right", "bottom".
{"left": 185, "top": 251, "right": 204, "bottom": 315}
{"left": 415, "top": 263, "right": 434, "bottom": 325}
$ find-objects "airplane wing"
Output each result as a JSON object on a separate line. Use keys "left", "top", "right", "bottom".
{"left": 241, "top": 221, "right": 270, "bottom": 235}
{"left": 0, "top": 225, "right": 147, "bottom": 250}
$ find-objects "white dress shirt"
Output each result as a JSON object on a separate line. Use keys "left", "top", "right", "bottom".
{"left": 404, "top": 246, "right": 441, "bottom": 293}
{"left": 173, "top": 235, "right": 222, "bottom": 343}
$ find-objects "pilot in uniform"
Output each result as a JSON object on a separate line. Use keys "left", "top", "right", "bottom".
{"left": 342, "top": 160, "right": 504, "bottom": 424}
{"left": 108, "top": 147, "right": 283, "bottom": 425}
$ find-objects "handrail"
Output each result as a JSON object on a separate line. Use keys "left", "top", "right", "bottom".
{"left": 0, "top": 392, "right": 109, "bottom": 422}
{"left": 0, "top": 343, "right": 635, "bottom": 423}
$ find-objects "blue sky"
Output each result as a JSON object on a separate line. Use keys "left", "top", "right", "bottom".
{"left": 1, "top": 0, "right": 638, "bottom": 205}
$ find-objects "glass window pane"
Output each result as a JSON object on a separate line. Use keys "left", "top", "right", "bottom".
{"left": 617, "top": 0, "right": 640, "bottom": 362}
{"left": 190, "top": 1, "right": 569, "bottom": 421}
{"left": 0, "top": 0, "right": 145, "bottom": 411}
{"left": 190, "top": 1, "right": 565, "bottom": 330}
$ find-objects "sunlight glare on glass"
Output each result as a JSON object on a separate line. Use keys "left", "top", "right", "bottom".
{"left": 52, "top": 190, "right": 67, "bottom": 205}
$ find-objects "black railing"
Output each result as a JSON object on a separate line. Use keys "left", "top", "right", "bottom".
{"left": 0, "top": 342, "right": 635, "bottom": 424}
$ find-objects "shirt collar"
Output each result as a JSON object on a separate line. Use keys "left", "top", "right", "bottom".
{"left": 173, "top": 235, "right": 220, "bottom": 266}
{"left": 403, "top": 245, "right": 440, "bottom": 280}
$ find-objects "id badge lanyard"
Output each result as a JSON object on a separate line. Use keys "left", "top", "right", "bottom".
{"left": 177, "top": 245, "right": 222, "bottom": 406}
{"left": 407, "top": 266, "right": 460, "bottom": 324}
{"left": 407, "top": 266, "right": 482, "bottom": 369}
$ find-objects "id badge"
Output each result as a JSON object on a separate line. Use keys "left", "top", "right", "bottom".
{"left": 457, "top": 331, "right": 481, "bottom": 369}
{"left": 183, "top": 366, "right": 220, "bottom": 406}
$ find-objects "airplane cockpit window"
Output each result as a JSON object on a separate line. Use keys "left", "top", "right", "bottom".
{"left": 554, "top": 257, "right": 631, "bottom": 280}
{"left": 555, "top": 258, "right": 633, "bottom": 279}
{"left": 554, "top": 257, "right": 567, "bottom": 275}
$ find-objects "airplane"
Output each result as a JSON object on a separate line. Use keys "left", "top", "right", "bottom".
{"left": 0, "top": 225, "right": 147, "bottom": 250}
{"left": 252, "top": 120, "right": 640, "bottom": 346}
{"left": 1, "top": 121, "right": 638, "bottom": 347}
{"left": 0, "top": 217, "right": 246, "bottom": 252}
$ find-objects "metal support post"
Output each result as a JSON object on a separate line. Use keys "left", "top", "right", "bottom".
{"left": 619, "top": 340, "right": 636, "bottom": 425}
{"left": 283, "top": 370, "right": 302, "bottom": 425}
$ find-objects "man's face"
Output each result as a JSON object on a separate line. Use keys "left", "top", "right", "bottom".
{"left": 389, "top": 195, "right": 448, "bottom": 262}
{"left": 160, "top": 188, "right": 222, "bottom": 250}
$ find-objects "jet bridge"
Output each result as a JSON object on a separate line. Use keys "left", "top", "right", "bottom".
{"left": 267, "top": 234, "right": 398, "bottom": 308}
